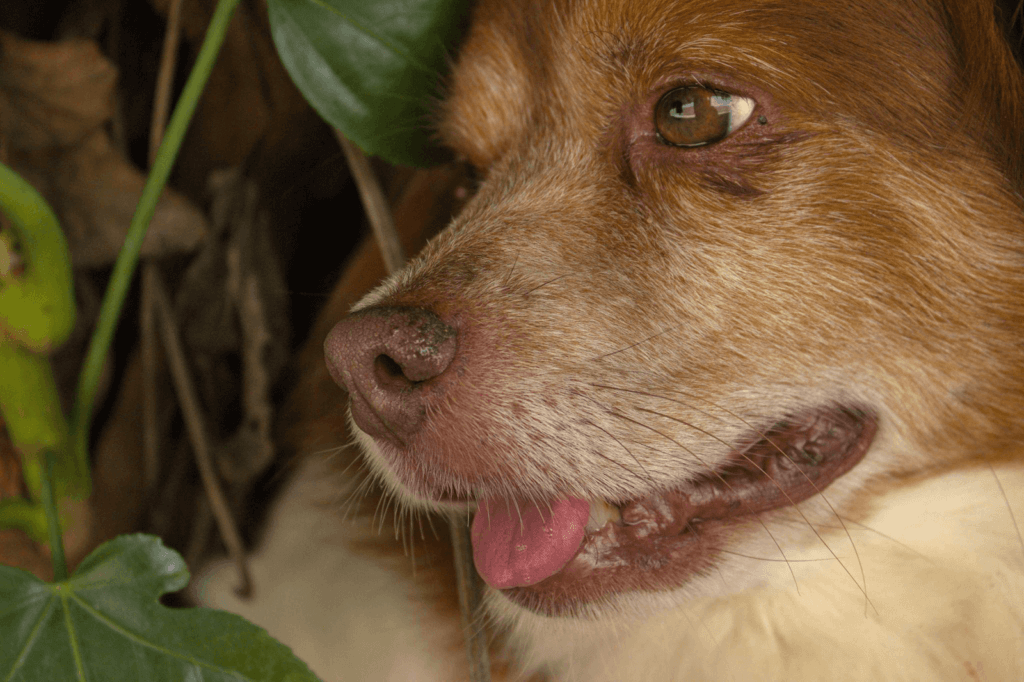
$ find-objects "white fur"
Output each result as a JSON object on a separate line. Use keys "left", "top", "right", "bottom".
{"left": 193, "top": 456, "right": 1024, "bottom": 681}
{"left": 498, "top": 465, "right": 1024, "bottom": 681}
{"left": 189, "top": 456, "right": 466, "bottom": 682}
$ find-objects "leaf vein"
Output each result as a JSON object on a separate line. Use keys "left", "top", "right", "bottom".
{"left": 67, "top": 593, "right": 247, "bottom": 679}
{"left": 2, "top": 596, "right": 57, "bottom": 682}
{"left": 60, "top": 592, "right": 86, "bottom": 682}
{"left": 302, "top": 0, "right": 436, "bottom": 74}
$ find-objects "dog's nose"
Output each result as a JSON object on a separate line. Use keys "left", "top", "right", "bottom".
{"left": 324, "top": 306, "right": 457, "bottom": 445}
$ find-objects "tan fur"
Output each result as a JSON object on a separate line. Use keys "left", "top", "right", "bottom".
{"left": 194, "top": 0, "right": 1024, "bottom": 679}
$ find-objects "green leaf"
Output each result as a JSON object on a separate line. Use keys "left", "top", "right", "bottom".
{"left": 0, "top": 534, "right": 321, "bottom": 682}
{"left": 0, "top": 161, "right": 89, "bottom": 504}
{"left": 0, "top": 162, "right": 75, "bottom": 354}
{"left": 267, "top": 0, "right": 471, "bottom": 167}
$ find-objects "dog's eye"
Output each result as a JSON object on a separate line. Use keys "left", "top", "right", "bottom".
{"left": 655, "top": 86, "right": 755, "bottom": 147}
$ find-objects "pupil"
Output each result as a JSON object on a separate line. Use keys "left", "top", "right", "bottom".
{"left": 670, "top": 98, "right": 695, "bottom": 119}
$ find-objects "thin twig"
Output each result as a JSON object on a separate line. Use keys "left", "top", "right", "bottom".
{"left": 149, "top": 0, "right": 186, "bottom": 167}
{"left": 142, "top": 0, "right": 184, "bottom": 496}
{"left": 451, "top": 517, "right": 492, "bottom": 682}
{"left": 145, "top": 265, "right": 253, "bottom": 598}
{"left": 337, "top": 137, "right": 489, "bottom": 680}
{"left": 69, "top": 0, "right": 241, "bottom": 476}
{"left": 333, "top": 130, "right": 406, "bottom": 273}
{"left": 143, "top": 0, "right": 250, "bottom": 596}
{"left": 140, "top": 269, "right": 159, "bottom": 494}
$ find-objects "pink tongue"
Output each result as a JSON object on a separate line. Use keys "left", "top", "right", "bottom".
{"left": 471, "top": 497, "right": 589, "bottom": 589}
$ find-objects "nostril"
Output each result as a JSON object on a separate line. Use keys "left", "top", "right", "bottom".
{"left": 323, "top": 306, "right": 458, "bottom": 443}
{"left": 374, "top": 353, "right": 417, "bottom": 389}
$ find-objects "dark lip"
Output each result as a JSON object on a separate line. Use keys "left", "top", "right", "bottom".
{"left": 496, "top": 406, "right": 878, "bottom": 617}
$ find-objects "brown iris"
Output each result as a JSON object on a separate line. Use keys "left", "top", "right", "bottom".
{"left": 655, "top": 86, "right": 735, "bottom": 147}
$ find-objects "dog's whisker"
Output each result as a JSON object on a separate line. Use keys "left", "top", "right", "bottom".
{"left": 194, "top": 1, "right": 1024, "bottom": 675}
{"left": 668, "top": 390, "right": 873, "bottom": 610}
{"left": 589, "top": 381, "right": 872, "bottom": 609}
{"left": 574, "top": 392, "right": 655, "bottom": 484}
{"left": 408, "top": 513, "right": 417, "bottom": 577}
{"left": 576, "top": 417, "right": 655, "bottom": 487}
{"left": 590, "top": 324, "right": 682, "bottom": 362}
{"left": 713, "top": 548, "right": 840, "bottom": 563}
{"left": 502, "top": 251, "right": 520, "bottom": 288}
{"left": 338, "top": 472, "right": 376, "bottom": 523}
{"left": 629, "top": 404, "right": 873, "bottom": 610}
{"left": 375, "top": 487, "right": 396, "bottom": 537}
{"left": 413, "top": 506, "right": 425, "bottom": 543}
{"left": 328, "top": 450, "right": 365, "bottom": 480}
{"left": 605, "top": 408, "right": 803, "bottom": 595}
{"left": 396, "top": 505, "right": 405, "bottom": 550}
{"left": 989, "top": 463, "right": 1024, "bottom": 563}
{"left": 522, "top": 273, "right": 572, "bottom": 297}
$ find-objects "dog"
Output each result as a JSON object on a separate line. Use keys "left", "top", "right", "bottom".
{"left": 193, "top": 0, "right": 1024, "bottom": 679}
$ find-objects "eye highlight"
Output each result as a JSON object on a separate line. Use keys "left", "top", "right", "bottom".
{"left": 654, "top": 86, "right": 756, "bottom": 147}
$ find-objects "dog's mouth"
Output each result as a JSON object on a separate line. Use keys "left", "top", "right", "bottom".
{"left": 470, "top": 406, "right": 877, "bottom": 616}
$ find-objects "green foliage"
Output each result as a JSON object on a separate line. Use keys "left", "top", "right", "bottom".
{"left": 0, "top": 0, "right": 323, "bottom": 677}
{"left": 267, "top": 0, "right": 472, "bottom": 167}
{"left": 0, "top": 160, "right": 87, "bottom": 528}
{"left": 0, "top": 162, "right": 75, "bottom": 354}
{"left": 2, "top": 1, "right": 477, "bottom": 679}
{"left": 68, "top": 0, "right": 244, "bottom": 483}
{"left": 0, "top": 534, "right": 320, "bottom": 681}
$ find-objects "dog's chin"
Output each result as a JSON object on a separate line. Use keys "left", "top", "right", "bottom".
{"left": 353, "top": 405, "right": 877, "bottom": 617}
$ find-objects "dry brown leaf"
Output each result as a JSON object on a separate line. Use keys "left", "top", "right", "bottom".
{"left": 177, "top": 169, "right": 289, "bottom": 486}
{"left": 0, "top": 30, "right": 207, "bottom": 267}
{"left": 0, "top": 31, "right": 113, "bottom": 149}
{"left": 149, "top": 0, "right": 311, "bottom": 200}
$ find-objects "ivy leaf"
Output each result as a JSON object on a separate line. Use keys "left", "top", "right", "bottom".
{"left": 0, "top": 534, "right": 321, "bottom": 682}
{"left": 267, "top": 0, "right": 471, "bottom": 167}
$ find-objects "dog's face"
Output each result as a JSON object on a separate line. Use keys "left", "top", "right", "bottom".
{"left": 325, "top": 0, "right": 1024, "bottom": 619}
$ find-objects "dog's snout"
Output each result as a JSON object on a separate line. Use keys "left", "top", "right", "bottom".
{"left": 324, "top": 306, "right": 457, "bottom": 445}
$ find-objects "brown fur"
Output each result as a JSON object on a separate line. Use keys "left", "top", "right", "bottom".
{"left": 271, "top": 0, "right": 1024, "bottom": 678}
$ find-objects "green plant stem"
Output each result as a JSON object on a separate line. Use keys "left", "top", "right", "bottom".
{"left": 68, "top": 0, "right": 242, "bottom": 470}
{"left": 41, "top": 449, "right": 67, "bottom": 581}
